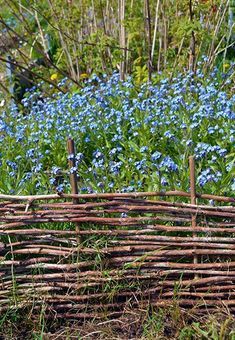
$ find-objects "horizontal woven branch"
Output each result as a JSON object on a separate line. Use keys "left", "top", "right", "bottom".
{"left": 0, "top": 189, "right": 234, "bottom": 202}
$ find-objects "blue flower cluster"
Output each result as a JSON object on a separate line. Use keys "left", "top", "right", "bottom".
{"left": 197, "top": 168, "right": 222, "bottom": 187}
{"left": 0, "top": 68, "right": 234, "bottom": 195}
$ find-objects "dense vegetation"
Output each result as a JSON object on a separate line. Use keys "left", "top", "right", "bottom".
{"left": 0, "top": 65, "right": 234, "bottom": 196}
{"left": 0, "top": 0, "right": 234, "bottom": 195}
{"left": 0, "top": 0, "right": 234, "bottom": 90}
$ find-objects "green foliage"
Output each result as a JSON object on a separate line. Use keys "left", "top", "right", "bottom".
{"left": 0, "top": 0, "right": 233, "bottom": 88}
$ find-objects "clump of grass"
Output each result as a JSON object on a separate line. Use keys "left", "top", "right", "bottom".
{"left": 1, "top": 303, "right": 235, "bottom": 339}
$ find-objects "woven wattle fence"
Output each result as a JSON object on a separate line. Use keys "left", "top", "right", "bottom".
{"left": 0, "top": 190, "right": 234, "bottom": 319}
{"left": 0, "top": 142, "right": 234, "bottom": 319}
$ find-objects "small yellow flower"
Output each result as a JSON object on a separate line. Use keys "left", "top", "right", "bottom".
{"left": 80, "top": 73, "right": 88, "bottom": 80}
{"left": 50, "top": 73, "right": 58, "bottom": 81}
{"left": 223, "top": 63, "right": 230, "bottom": 72}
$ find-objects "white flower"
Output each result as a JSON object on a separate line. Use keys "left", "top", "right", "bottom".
{"left": 0, "top": 99, "right": 5, "bottom": 107}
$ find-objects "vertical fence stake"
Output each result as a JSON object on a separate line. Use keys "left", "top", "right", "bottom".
{"left": 189, "top": 155, "right": 198, "bottom": 278}
{"left": 67, "top": 137, "right": 81, "bottom": 244}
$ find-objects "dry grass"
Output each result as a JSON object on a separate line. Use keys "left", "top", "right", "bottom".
{"left": 1, "top": 304, "right": 235, "bottom": 340}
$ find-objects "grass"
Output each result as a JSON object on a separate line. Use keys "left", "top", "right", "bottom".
{"left": 1, "top": 303, "right": 235, "bottom": 339}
